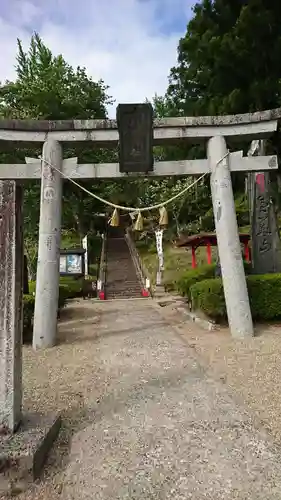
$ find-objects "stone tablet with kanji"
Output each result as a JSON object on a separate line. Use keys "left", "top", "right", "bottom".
{"left": 116, "top": 103, "right": 153, "bottom": 173}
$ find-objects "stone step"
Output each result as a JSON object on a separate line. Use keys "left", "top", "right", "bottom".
{"left": 106, "top": 286, "right": 141, "bottom": 289}
{"left": 106, "top": 284, "right": 141, "bottom": 288}
{"left": 106, "top": 290, "right": 138, "bottom": 293}
{"left": 106, "top": 291, "right": 143, "bottom": 299}
{"left": 105, "top": 235, "right": 144, "bottom": 301}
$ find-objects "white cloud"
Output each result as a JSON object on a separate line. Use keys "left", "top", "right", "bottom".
{"left": 0, "top": 0, "right": 192, "bottom": 117}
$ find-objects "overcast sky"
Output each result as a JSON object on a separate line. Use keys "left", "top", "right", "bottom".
{"left": 0, "top": 0, "right": 194, "bottom": 116}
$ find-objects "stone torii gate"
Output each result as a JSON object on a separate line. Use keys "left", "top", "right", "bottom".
{"left": 0, "top": 107, "right": 280, "bottom": 443}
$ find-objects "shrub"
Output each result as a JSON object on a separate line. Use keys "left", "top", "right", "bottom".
{"left": 88, "top": 263, "right": 98, "bottom": 277}
{"left": 59, "top": 276, "right": 96, "bottom": 300}
{"left": 244, "top": 261, "right": 252, "bottom": 274}
{"left": 190, "top": 278, "right": 226, "bottom": 320}
{"left": 190, "top": 273, "right": 281, "bottom": 321}
{"left": 28, "top": 280, "right": 36, "bottom": 295}
{"left": 59, "top": 278, "right": 82, "bottom": 301}
{"left": 28, "top": 279, "right": 74, "bottom": 308}
{"left": 23, "top": 276, "right": 95, "bottom": 343}
{"left": 164, "top": 281, "right": 176, "bottom": 292}
{"left": 247, "top": 274, "right": 281, "bottom": 320}
{"left": 176, "top": 261, "right": 252, "bottom": 300}
{"left": 29, "top": 276, "right": 95, "bottom": 303}
{"left": 176, "top": 264, "right": 216, "bottom": 299}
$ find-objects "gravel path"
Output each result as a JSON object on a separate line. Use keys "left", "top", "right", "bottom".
{"left": 61, "top": 300, "right": 281, "bottom": 499}
{"left": 161, "top": 301, "right": 281, "bottom": 445}
{"left": 16, "top": 298, "right": 281, "bottom": 499}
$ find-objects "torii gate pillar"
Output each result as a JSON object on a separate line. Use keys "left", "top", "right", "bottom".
{"left": 33, "top": 139, "right": 63, "bottom": 350}
{"left": 208, "top": 136, "right": 254, "bottom": 338}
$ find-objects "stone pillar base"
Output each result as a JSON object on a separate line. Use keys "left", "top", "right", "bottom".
{"left": 0, "top": 412, "right": 61, "bottom": 496}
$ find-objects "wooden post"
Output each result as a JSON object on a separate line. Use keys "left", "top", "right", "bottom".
{"left": 191, "top": 246, "right": 197, "bottom": 268}
{"left": 244, "top": 242, "right": 250, "bottom": 263}
{"left": 206, "top": 241, "right": 212, "bottom": 265}
{"left": 0, "top": 182, "right": 23, "bottom": 432}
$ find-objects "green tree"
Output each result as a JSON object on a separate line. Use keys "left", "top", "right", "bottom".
{"left": 0, "top": 33, "right": 115, "bottom": 270}
{"left": 167, "top": 0, "right": 281, "bottom": 116}
{"left": 136, "top": 177, "right": 210, "bottom": 238}
{"left": 164, "top": 0, "right": 281, "bottom": 268}
{"left": 0, "top": 33, "right": 111, "bottom": 120}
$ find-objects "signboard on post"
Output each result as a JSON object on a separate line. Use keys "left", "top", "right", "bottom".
{"left": 59, "top": 249, "right": 85, "bottom": 277}
{"left": 155, "top": 229, "right": 164, "bottom": 286}
{"left": 155, "top": 229, "right": 164, "bottom": 267}
{"left": 117, "top": 103, "right": 154, "bottom": 173}
{"left": 82, "top": 235, "right": 88, "bottom": 277}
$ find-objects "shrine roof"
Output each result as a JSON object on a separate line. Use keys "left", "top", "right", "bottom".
{"left": 176, "top": 232, "right": 250, "bottom": 247}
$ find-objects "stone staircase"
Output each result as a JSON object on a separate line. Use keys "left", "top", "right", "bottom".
{"left": 105, "top": 229, "right": 144, "bottom": 300}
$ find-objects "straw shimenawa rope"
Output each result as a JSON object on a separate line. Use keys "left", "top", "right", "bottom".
{"left": 39, "top": 151, "right": 229, "bottom": 214}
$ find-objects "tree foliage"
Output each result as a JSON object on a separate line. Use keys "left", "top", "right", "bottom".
{"left": 167, "top": 0, "right": 281, "bottom": 116}
{"left": 153, "top": 0, "right": 281, "bottom": 235}
{"left": 137, "top": 177, "right": 210, "bottom": 237}
{"left": 0, "top": 32, "right": 209, "bottom": 257}
{"left": 0, "top": 33, "right": 112, "bottom": 120}
{"left": 5, "top": 4, "right": 280, "bottom": 268}
{"left": 0, "top": 34, "right": 117, "bottom": 274}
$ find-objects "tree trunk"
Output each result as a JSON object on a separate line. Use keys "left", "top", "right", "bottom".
{"left": 172, "top": 210, "right": 181, "bottom": 238}
{"left": 73, "top": 213, "right": 84, "bottom": 243}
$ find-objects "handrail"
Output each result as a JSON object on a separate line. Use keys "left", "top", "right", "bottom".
{"left": 125, "top": 229, "right": 152, "bottom": 296}
{"left": 97, "top": 233, "right": 107, "bottom": 299}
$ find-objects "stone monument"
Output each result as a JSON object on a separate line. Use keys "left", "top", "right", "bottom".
{"left": 248, "top": 140, "right": 281, "bottom": 273}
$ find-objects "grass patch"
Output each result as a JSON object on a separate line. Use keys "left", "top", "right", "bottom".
{"left": 136, "top": 241, "right": 217, "bottom": 290}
